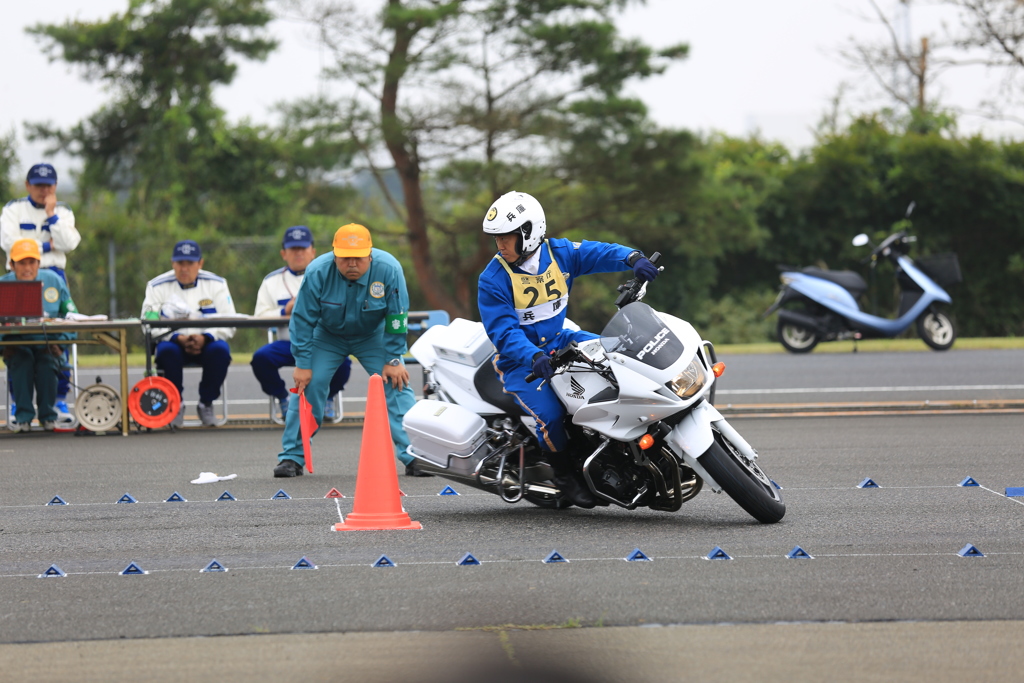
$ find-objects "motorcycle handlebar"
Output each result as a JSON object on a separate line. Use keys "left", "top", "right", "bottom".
{"left": 614, "top": 251, "right": 662, "bottom": 308}
{"left": 525, "top": 343, "right": 580, "bottom": 383}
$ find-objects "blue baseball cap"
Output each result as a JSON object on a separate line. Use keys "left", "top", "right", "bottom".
{"left": 171, "top": 240, "right": 203, "bottom": 262}
{"left": 27, "top": 163, "right": 57, "bottom": 185}
{"left": 282, "top": 225, "right": 314, "bottom": 249}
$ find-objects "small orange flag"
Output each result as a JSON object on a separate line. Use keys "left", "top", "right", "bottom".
{"left": 290, "top": 388, "right": 317, "bottom": 474}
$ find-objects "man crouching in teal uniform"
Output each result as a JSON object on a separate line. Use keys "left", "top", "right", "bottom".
{"left": 273, "top": 223, "right": 417, "bottom": 477}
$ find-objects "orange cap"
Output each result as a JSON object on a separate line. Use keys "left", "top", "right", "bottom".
{"left": 333, "top": 223, "right": 372, "bottom": 258}
{"left": 10, "top": 238, "right": 42, "bottom": 262}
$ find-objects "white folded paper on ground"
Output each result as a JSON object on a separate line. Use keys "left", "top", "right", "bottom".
{"left": 190, "top": 472, "right": 238, "bottom": 484}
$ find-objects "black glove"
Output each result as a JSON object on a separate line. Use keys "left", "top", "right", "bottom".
{"left": 633, "top": 257, "right": 658, "bottom": 283}
{"left": 531, "top": 353, "right": 555, "bottom": 380}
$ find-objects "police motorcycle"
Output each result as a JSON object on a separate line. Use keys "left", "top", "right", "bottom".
{"left": 764, "top": 225, "right": 960, "bottom": 353}
{"left": 402, "top": 255, "right": 785, "bottom": 523}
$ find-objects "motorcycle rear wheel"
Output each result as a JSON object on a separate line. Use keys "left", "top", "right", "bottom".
{"left": 699, "top": 432, "right": 785, "bottom": 524}
{"left": 777, "top": 319, "right": 819, "bottom": 353}
{"left": 917, "top": 307, "right": 956, "bottom": 351}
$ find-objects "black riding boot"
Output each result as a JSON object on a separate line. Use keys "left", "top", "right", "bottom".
{"left": 548, "top": 451, "right": 596, "bottom": 509}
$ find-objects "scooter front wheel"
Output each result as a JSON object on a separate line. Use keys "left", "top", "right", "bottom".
{"left": 917, "top": 306, "right": 956, "bottom": 351}
{"left": 778, "top": 319, "right": 819, "bottom": 353}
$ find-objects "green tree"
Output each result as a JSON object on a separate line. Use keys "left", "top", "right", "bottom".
{"left": 289, "top": 0, "right": 687, "bottom": 317}
{"left": 0, "top": 131, "right": 17, "bottom": 205}
{"left": 754, "top": 116, "right": 1024, "bottom": 337}
{"left": 25, "top": 0, "right": 305, "bottom": 233}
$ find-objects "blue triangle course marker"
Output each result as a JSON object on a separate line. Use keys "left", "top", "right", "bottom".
{"left": 120, "top": 561, "right": 147, "bottom": 575}
{"left": 857, "top": 478, "right": 880, "bottom": 489}
{"left": 786, "top": 546, "right": 813, "bottom": 559}
{"left": 438, "top": 485, "right": 459, "bottom": 496}
{"left": 457, "top": 553, "right": 481, "bottom": 566}
{"left": 272, "top": 489, "right": 292, "bottom": 500}
{"left": 201, "top": 559, "right": 227, "bottom": 573}
{"left": 47, "top": 495, "right": 67, "bottom": 506}
{"left": 625, "top": 548, "right": 652, "bottom": 562}
{"left": 217, "top": 491, "right": 236, "bottom": 501}
{"left": 39, "top": 565, "right": 67, "bottom": 578}
{"left": 1006, "top": 487, "right": 1024, "bottom": 498}
{"left": 543, "top": 550, "right": 568, "bottom": 564}
{"left": 706, "top": 546, "right": 732, "bottom": 560}
{"left": 291, "top": 556, "right": 316, "bottom": 570}
{"left": 958, "top": 544, "right": 984, "bottom": 558}
{"left": 771, "top": 480, "right": 783, "bottom": 490}
{"left": 373, "top": 554, "right": 396, "bottom": 568}
{"left": 117, "top": 493, "right": 137, "bottom": 504}
{"left": 959, "top": 476, "right": 980, "bottom": 487}
{"left": 165, "top": 491, "right": 186, "bottom": 502}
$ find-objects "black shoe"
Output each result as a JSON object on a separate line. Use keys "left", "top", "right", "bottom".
{"left": 405, "top": 462, "right": 433, "bottom": 477}
{"left": 554, "top": 472, "right": 596, "bottom": 509}
{"left": 274, "top": 459, "right": 304, "bottom": 478}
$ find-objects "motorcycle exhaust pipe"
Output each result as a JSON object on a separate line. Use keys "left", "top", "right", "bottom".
{"left": 777, "top": 308, "right": 824, "bottom": 334}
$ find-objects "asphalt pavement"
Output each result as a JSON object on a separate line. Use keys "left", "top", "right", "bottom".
{"left": 1, "top": 349, "right": 1023, "bottom": 681}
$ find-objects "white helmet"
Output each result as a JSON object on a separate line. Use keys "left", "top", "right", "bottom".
{"left": 482, "top": 191, "right": 546, "bottom": 265}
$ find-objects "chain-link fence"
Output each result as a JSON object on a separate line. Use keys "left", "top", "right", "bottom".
{"left": 66, "top": 235, "right": 288, "bottom": 355}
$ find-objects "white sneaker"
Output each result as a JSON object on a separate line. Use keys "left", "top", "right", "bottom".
{"left": 41, "top": 421, "right": 57, "bottom": 431}
{"left": 9, "top": 421, "right": 31, "bottom": 433}
{"left": 197, "top": 402, "right": 217, "bottom": 427}
{"left": 171, "top": 408, "right": 184, "bottom": 428}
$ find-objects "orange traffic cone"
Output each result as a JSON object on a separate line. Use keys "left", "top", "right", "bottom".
{"left": 333, "top": 374, "right": 421, "bottom": 531}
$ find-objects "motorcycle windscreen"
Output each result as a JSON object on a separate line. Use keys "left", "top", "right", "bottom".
{"left": 599, "top": 302, "right": 684, "bottom": 371}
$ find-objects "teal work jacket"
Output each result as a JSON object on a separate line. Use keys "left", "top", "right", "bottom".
{"left": 288, "top": 248, "right": 410, "bottom": 369}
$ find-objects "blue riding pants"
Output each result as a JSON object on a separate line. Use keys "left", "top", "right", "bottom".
{"left": 493, "top": 330, "right": 598, "bottom": 453}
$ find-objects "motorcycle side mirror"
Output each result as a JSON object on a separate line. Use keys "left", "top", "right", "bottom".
{"left": 852, "top": 234, "right": 870, "bottom": 247}
{"left": 905, "top": 201, "right": 916, "bottom": 218}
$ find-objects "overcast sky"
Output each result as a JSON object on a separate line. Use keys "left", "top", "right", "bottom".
{"left": 2, "top": 0, "right": 1020, "bottom": 178}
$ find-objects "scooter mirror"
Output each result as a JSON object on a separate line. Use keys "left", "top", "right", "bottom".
{"left": 852, "top": 233, "right": 870, "bottom": 247}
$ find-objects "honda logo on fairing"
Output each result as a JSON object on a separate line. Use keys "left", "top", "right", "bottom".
{"left": 637, "top": 328, "right": 671, "bottom": 360}
{"left": 567, "top": 377, "right": 585, "bottom": 400}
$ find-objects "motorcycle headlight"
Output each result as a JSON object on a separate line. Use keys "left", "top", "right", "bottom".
{"left": 666, "top": 359, "right": 706, "bottom": 399}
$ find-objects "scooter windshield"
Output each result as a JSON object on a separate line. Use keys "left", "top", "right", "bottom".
{"left": 599, "top": 302, "right": 683, "bottom": 371}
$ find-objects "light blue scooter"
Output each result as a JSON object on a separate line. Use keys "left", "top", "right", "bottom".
{"left": 764, "top": 230, "right": 960, "bottom": 353}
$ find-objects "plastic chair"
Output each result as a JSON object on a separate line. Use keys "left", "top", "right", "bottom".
{"left": 266, "top": 328, "right": 343, "bottom": 425}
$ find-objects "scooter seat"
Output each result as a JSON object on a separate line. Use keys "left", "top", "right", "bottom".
{"left": 473, "top": 358, "right": 526, "bottom": 416}
{"left": 801, "top": 267, "right": 868, "bottom": 297}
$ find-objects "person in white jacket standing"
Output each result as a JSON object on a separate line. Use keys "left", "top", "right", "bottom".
{"left": 1, "top": 163, "right": 81, "bottom": 280}
{"left": 251, "top": 226, "right": 351, "bottom": 420}
{"left": 141, "top": 240, "right": 236, "bottom": 427}
{"left": 1, "top": 163, "right": 83, "bottom": 414}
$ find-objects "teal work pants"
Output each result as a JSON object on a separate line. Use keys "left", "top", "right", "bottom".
{"left": 277, "top": 336, "right": 416, "bottom": 466}
{"left": 6, "top": 346, "right": 60, "bottom": 425}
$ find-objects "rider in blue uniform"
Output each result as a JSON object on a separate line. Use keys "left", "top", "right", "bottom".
{"left": 477, "top": 191, "right": 658, "bottom": 507}
{"left": 273, "top": 223, "right": 416, "bottom": 478}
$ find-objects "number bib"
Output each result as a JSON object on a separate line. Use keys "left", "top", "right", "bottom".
{"left": 497, "top": 244, "right": 569, "bottom": 326}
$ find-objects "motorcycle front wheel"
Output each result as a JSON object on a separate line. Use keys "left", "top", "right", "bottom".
{"left": 699, "top": 431, "right": 785, "bottom": 524}
{"left": 917, "top": 306, "right": 956, "bottom": 351}
{"left": 777, "top": 319, "right": 819, "bottom": 353}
